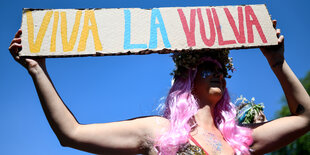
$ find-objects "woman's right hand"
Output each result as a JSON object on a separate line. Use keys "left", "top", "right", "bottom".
{"left": 9, "top": 29, "right": 46, "bottom": 75}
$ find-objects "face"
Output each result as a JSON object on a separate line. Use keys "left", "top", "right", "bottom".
{"left": 192, "top": 62, "right": 226, "bottom": 107}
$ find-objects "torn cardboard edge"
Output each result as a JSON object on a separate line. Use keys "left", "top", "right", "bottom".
{"left": 20, "top": 45, "right": 277, "bottom": 59}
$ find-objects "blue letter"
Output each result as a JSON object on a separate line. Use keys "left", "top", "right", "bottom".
{"left": 149, "top": 9, "right": 171, "bottom": 49}
{"left": 124, "top": 10, "right": 147, "bottom": 49}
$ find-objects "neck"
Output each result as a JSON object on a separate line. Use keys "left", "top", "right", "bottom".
{"left": 194, "top": 104, "right": 217, "bottom": 130}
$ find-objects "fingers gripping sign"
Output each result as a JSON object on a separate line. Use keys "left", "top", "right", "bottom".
{"left": 260, "top": 20, "right": 285, "bottom": 67}
{"left": 9, "top": 29, "right": 23, "bottom": 63}
{"left": 9, "top": 29, "right": 46, "bottom": 73}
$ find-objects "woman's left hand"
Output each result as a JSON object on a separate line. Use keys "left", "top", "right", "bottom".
{"left": 260, "top": 20, "right": 285, "bottom": 67}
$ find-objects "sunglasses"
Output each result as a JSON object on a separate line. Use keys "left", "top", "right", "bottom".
{"left": 201, "top": 69, "right": 224, "bottom": 78}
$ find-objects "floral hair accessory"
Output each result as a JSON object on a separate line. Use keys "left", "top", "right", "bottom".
{"left": 171, "top": 49, "right": 234, "bottom": 78}
{"left": 235, "top": 96, "right": 266, "bottom": 124}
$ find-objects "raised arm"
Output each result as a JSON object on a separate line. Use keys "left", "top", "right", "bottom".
{"left": 9, "top": 29, "right": 168, "bottom": 154}
{"left": 250, "top": 21, "right": 310, "bottom": 154}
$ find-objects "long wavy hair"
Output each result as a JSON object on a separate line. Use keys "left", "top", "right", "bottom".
{"left": 155, "top": 59, "right": 253, "bottom": 155}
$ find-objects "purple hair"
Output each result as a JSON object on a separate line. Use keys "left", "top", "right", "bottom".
{"left": 155, "top": 59, "right": 253, "bottom": 155}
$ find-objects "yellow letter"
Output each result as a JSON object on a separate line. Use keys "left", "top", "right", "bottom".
{"left": 60, "top": 11, "right": 82, "bottom": 52}
{"left": 78, "top": 10, "right": 103, "bottom": 52}
{"left": 26, "top": 10, "right": 53, "bottom": 53}
{"left": 50, "top": 11, "right": 59, "bottom": 52}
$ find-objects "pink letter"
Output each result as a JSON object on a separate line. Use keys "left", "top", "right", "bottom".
{"left": 178, "top": 9, "right": 196, "bottom": 47}
{"left": 212, "top": 8, "right": 236, "bottom": 46}
{"left": 245, "top": 6, "right": 267, "bottom": 43}
{"left": 197, "top": 8, "right": 215, "bottom": 47}
{"left": 224, "top": 7, "right": 245, "bottom": 43}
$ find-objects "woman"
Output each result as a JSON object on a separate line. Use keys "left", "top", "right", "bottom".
{"left": 9, "top": 20, "right": 310, "bottom": 155}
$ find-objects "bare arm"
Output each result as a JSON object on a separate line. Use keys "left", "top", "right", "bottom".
{"left": 70, "top": 116, "right": 169, "bottom": 154}
{"left": 9, "top": 29, "right": 169, "bottom": 154}
{"left": 250, "top": 21, "right": 310, "bottom": 154}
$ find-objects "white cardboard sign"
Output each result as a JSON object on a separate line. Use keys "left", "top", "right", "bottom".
{"left": 20, "top": 4, "right": 278, "bottom": 57}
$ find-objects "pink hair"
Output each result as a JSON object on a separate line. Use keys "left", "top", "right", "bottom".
{"left": 155, "top": 59, "right": 253, "bottom": 155}
{"left": 214, "top": 88, "right": 253, "bottom": 155}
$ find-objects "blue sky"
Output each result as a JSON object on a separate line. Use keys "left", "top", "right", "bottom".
{"left": 1, "top": 0, "right": 309, "bottom": 154}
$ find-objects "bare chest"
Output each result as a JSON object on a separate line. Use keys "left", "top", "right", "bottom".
{"left": 189, "top": 133, "right": 234, "bottom": 155}
{"left": 146, "top": 136, "right": 234, "bottom": 155}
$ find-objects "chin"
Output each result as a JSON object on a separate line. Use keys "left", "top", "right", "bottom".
{"left": 209, "top": 87, "right": 223, "bottom": 99}
{"left": 209, "top": 87, "right": 223, "bottom": 94}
